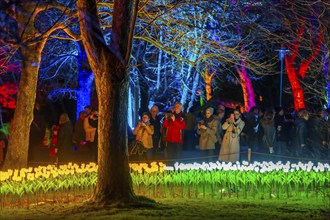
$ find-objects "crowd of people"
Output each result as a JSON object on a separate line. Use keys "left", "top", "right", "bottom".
{"left": 130, "top": 102, "right": 330, "bottom": 164}
{"left": 39, "top": 102, "right": 330, "bottom": 165}
{"left": 42, "top": 105, "right": 99, "bottom": 164}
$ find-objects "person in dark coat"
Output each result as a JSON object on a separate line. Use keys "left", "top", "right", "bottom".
{"left": 274, "top": 107, "right": 289, "bottom": 157}
{"left": 72, "top": 111, "right": 88, "bottom": 151}
{"left": 56, "top": 113, "right": 73, "bottom": 164}
{"left": 245, "top": 106, "right": 262, "bottom": 152}
{"left": 84, "top": 108, "right": 98, "bottom": 162}
{"left": 183, "top": 107, "right": 197, "bottom": 151}
{"left": 260, "top": 109, "right": 276, "bottom": 155}
{"left": 307, "top": 109, "right": 328, "bottom": 160}
{"left": 292, "top": 109, "right": 310, "bottom": 158}
{"left": 149, "top": 105, "right": 162, "bottom": 157}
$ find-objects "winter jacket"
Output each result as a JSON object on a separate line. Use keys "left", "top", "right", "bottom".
{"left": 72, "top": 118, "right": 86, "bottom": 144}
{"left": 197, "top": 118, "right": 218, "bottom": 150}
{"left": 219, "top": 118, "right": 245, "bottom": 162}
{"left": 292, "top": 117, "right": 308, "bottom": 147}
{"left": 133, "top": 123, "right": 154, "bottom": 149}
{"left": 260, "top": 119, "right": 276, "bottom": 148}
{"left": 274, "top": 114, "right": 288, "bottom": 142}
{"left": 163, "top": 114, "right": 186, "bottom": 144}
{"left": 84, "top": 117, "right": 97, "bottom": 142}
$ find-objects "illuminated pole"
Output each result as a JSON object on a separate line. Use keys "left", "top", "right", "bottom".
{"left": 275, "top": 47, "right": 290, "bottom": 107}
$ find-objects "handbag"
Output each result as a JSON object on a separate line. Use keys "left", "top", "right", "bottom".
{"left": 128, "top": 140, "right": 146, "bottom": 156}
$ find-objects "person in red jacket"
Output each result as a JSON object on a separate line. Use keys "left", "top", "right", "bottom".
{"left": 163, "top": 102, "right": 186, "bottom": 164}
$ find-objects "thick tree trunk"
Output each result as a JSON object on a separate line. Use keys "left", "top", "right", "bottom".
{"left": 77, "top": 0, "right": 141, "bottom": 206}
{"left": 92, "top": 57, "right": 135, "bottom": 204}
{"left": 2, "top": 2, "right": 43, "bottom": 170}
{"left": 2, "top": 49, "right": 40, "bottom": 169}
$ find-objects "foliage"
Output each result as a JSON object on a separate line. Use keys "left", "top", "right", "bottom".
{"left": 0, "top": 122, "right": 10, "bottom": 136}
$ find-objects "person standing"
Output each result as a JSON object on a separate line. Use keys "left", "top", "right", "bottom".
{"left": 274, "top": 107, "right": 289, "bottom": 157}
{"left": 215, "top": 105, "right": 226, "bottom": 155}
{"left": 163, "top": 102, "right": 186, "bottom": 164}
{"left": 197, "top": 107, "right": 218, "bottom": 162}
{"left": 84, "top": 108, "right": 98, "bottom": 162}
{"left": 132, "top": 112, "right": 154, "bottom": 161}
{"left": 183, "top": 107, "right": 197, "bottom": 151}
{"left": 219, "top": 109, "right": 245, "bottom": 162}
{"left": 149, "top": 105, "right": 161, "bottom": 158}
{"left": 292, "top": 109, "right": 309, "bottom": 158}
{"left": 308, "top": 109, "right": 328, "bottom": 160}
{"left": 245, "top": 106, "right": 261, "bottom": 152}
{"left": 260, "top": 109, "right": 276, "bottom": 157}
{"left": 56, "top": 113, "right": 73, "bottom": 164}
{"left": 72, "top": 111, "right": 88, "bottom": 150}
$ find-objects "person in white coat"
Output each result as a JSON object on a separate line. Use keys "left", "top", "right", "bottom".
{"left": 197, "top": 107, "right": 218, "bottom": 162}
{"left": 219, "top": 109, "right": 245, "bottom": 162}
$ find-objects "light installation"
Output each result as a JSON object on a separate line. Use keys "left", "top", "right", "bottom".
{"left": 285, "top": 20, "right": 323, "bottom": 110}
{"left": 322, "top": 46, "right": 329, "bottom": 108}
{"left": 0, "top": 83, "right": 17, "bottom": 109}
{"left": 204, "top": 67, "right": 214, "bottom": 101}
{"left": 235, "top": 59, "right": 255, "bottom": 112}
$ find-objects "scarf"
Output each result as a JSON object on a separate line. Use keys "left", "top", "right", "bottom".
{"left": 174, "top": 111, "right": 183, "bottom": 118}
{"left": 204, "top": 115, "right": 214, "bottom": 127}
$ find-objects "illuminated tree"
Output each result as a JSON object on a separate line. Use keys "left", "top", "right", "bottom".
{"left": 130, "top": 1, "right": 253, "bottom": 112}
{"left": 40, "top": 40, "right": 94, "bottom": 118}
{"left": 235, "top": 59, "right": 256, "bottom": 112}
{"left": 77, "top": 0, "right": 147, "bottom": 205}
{"left": 260, "top": 0, "right": 330, "bottom": 110}
{"left": 284, "top": 19, "right": 324, "bottom": 110}
{"left": 0, "top": 83, "right": 17, "bottom": 109}
{"left": 204, "top": 67, "right": 214, "bottom": 101}
{"left": 1, "top": 1, "right": 77, "bottom": 169}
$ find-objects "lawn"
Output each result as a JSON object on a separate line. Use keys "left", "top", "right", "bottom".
{"left": 0, "top": 196, "right": 329, "bottom": 220}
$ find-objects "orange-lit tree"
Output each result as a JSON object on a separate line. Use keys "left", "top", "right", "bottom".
{"left": 204, "top": 67, "right": 214, "bottom": 101}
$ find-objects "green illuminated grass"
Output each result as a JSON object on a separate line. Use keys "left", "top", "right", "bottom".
{"left": 0, "top": 197, "right": 328, "bottom": 220}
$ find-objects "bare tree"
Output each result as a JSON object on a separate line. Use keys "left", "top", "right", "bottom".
{"left": 77, "top": 0, "right": 153, "bottom": 206}
{"left": 1, "top": 1, "right": 77, "bottom": 169}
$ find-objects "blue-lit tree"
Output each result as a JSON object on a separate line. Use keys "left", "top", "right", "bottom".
{"left": 130, "top": 0, "right": 285, "bottom": 116}
{"left": 39, "top": 40, "right": 95, "bottom": 119}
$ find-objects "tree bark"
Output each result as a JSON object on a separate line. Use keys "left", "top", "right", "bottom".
{"left": 2, "top": 2, "right": 45, "bottom": 170}
{"left": 77, "top": 0, "right": 141, "bottom": 205}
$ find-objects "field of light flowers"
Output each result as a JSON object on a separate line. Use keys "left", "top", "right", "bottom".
{"left": 0, "top": 161, "right": 329, "bottom": 208}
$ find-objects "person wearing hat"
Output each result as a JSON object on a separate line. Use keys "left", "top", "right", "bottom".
{"left": 197, "top": 107, "right": 218, "bottom": 162}
{"left": 219, "top": 108, "right": 245, "bottom": 162}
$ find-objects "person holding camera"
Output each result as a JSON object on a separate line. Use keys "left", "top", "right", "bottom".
{"left": 197, "top": 107, "right": 218, "bottom": 162}
{"left": 162, "top": 102, "right": 186, "bottom": 164}
{"left": 132, "top": 112, "right": 154, "bottom": 161}
{"left": 83, "top": 108, "right": 98, "bottom": 162}
{"left": 218, "top": 109, "right": 245, "bottom": 162}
